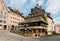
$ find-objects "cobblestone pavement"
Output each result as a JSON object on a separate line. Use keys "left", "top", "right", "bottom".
{"left": 0, "top": 30, "right": 60, "bottom": 41}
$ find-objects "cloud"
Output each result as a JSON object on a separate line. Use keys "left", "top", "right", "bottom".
{"left": 9, "top": 0, "right": 27, "bottom": 9}
{"left": 4, "top": 0, "right": 44, "bottom": 16}
{"left": 4, "top": 0, "right": 60, "bottom": 24}
{"left": 53, "top": 17, "right": 60, "bottom": 24}
{"left": 3, "top": 0, "right": 10, "bottom": 6}
{"left": 45, "top": 0, "right": 60, "bottom": 15}
{"left": 45, "top": 0, "right": 60, "bottom": 24}
{"left": 37, "top": 0, "right": 44, "bottom": 6}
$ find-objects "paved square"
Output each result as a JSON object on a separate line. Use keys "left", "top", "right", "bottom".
{"left": 0, "top": 30, "right": 60, "bottom": 41}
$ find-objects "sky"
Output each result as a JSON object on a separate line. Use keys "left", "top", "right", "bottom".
{"left": 3, "top": 0, "right": 60, "bottom": 24}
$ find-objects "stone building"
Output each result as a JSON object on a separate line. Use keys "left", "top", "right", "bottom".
{"left": 47, "top": 13, "right": 54, "bottom": 35}
{"left": 0, "top": 0, "right": 54, "bottom": 37}
{"left": 7, "top": 7, "right": 25, "bottom": 31}
{"left": 26, "top": 4, "right": 47, "bottom": 22}
{"left": 18, "top": 4, "right": 48, "bottom": 37}
{"left": 55, "top": 24, "right": 60, "bottom": 34}
{"left": 0, "top": 0, "right": 25, "bottom": 30}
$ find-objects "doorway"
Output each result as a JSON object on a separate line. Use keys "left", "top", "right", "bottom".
{"left": 4, "top": 25, "right": 7, "bottom": 30}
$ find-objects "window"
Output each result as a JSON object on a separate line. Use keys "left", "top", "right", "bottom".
{"left": 11, "top": 17, "right": 12, "bottom": 18}
{"left": 0, "top": 15, "right": 2, "bottom": 18}
{"left": 13, "top": 21, "right": 14, "bottom": 23}
{"left": 4, "top": 16, "right": 6, "bottom": 19}
{"left": 2, "top": 6, "right": 4, "bottom": 10}
{"left": 0, "top": 10, "right": 1, "bottom": 14}
{"left": 0, "top": 20, "right": 2, "bottom": 23}
{"left": 59, "top": 28, "right": 60, "bottom": 32}
{"left": 0, "top": 10, "right": 3, "bottom": 14}
{"left": 5, "top": 12, "right": 6, "bottom": 15}
{"left": 0, "top": 25, "right": 2, "bottom": 29}
{"left": 13, "top": 14, "right": 14, "bottom": 15}
{"left": 4, "top": 20, "right": 6, "bottom": 23}
{"left": 11, "top": 21, "right": 12, "bottom": 22}
{"left": 33, "top": 29, "right": 36, "bottom": 33}
{"left": 13, "top": 17, "right": 14, "bottom": 19}
{"left": 15, "top": 18, "right": 16, "bottom": 20}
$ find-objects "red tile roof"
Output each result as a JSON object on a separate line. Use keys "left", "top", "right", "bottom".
{"left": 55, "top": 24, "right": 60, "bottom": 27}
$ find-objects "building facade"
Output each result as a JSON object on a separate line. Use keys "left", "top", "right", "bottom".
{"left": 0, "top": 0, "right": 54, "bottom": 37}
{"left": 25, "top": 4, "right": 47, "bottom": 22}
{"left": 0, "top": 0, "right": 25, "bottom": 30}
{"left": 18, "top": 4, "right": 54, "bottom": 37}
{"left": 55, "top": 24, "right": 60, "bottom": 34}
{"left": 0, "top": 0, "right": 9, "bottom": 30}
{"left": 7, "top": 7, "right": 25, "bottom": 31}
{"left": 47, "top": 13, "right": 54, "bottom": 35}
{"left": 18, "top": 4, "right": 48, "bottom": 37}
